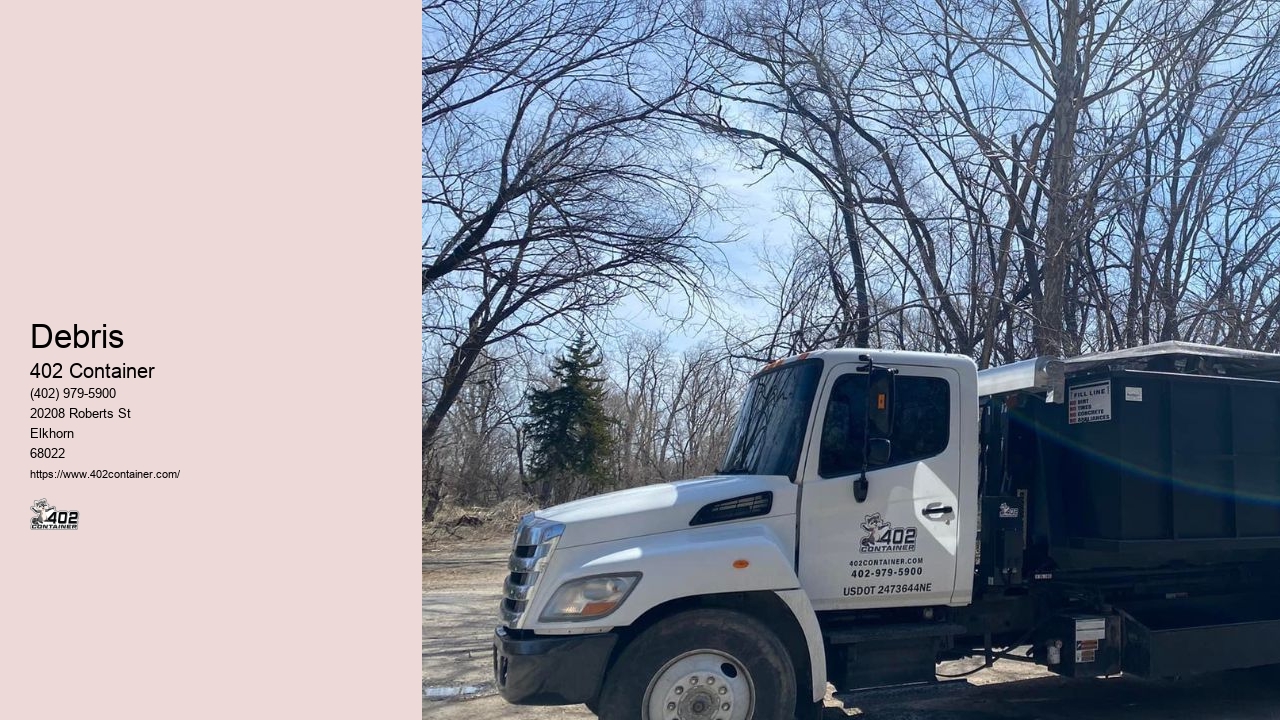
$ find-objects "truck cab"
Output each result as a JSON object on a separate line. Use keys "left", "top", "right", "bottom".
{"left": 494, "top": 349, "right": 976, "bottom": 718}
{"left": 493, "top": 343, "right": 1280, "bottom": 720}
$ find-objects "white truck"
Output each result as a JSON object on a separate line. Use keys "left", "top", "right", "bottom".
{"left": 493, "top": 343, "right": 1280, "bottom": 719}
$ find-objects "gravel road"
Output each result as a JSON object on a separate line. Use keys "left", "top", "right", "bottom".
{"left": 423, "top": 534, "right": 1280, "bottom": 719}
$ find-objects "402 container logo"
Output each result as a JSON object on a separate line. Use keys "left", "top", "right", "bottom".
{"left": 30, "top": 498, "right": 78, "bottom": 530}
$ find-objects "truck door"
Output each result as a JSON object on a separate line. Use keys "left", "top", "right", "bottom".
{"left": 796, "top": 362, "right": 962, "bottom": 610}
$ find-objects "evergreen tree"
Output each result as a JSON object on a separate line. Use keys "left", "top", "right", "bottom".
{"left": 525, "top": 335, "right": 613, "bottom": 504}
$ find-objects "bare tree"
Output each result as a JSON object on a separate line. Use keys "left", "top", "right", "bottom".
{"left": 679, "top": 0, "right": 888, "bottom": 347}
{"left": 606, "top": 334, "right": 744, "bottom": 488}
{"left": 907, "top": 0, "right": 1257, "bottom": 354}
{"left": 422, "top": 0, "right": 718, "bottom": 519}
{"left": 424, "top": 350, "right": 527, "bottom": 518}
{"left": 423, "top": 0, "right": 1280, "bottom": 520}
{"left": 697, "top": 0, "right": 1274, "bottom": 360}
{"left": 684, "top": 0, "right": 1028, "bottom": 359}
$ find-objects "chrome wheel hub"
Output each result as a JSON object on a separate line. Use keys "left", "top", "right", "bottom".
{"left": 645, "top": 650, "right": 753, "bottom": 720}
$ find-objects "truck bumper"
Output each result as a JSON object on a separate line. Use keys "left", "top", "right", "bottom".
{"left": 493, "top": 626, "right": 618, "bottom": 705}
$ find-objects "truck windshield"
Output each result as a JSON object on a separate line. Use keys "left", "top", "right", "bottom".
{"left": 719, "top": 359, "right": 823, "bottom": 479}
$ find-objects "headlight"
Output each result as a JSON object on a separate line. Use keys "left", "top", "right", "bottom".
{"left": 538, "top": 573, "right": 641, "bottom": 622}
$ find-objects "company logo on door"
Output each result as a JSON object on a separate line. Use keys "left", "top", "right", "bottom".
{"left": 859, "top": 513, "right": 917, "bottom": 553}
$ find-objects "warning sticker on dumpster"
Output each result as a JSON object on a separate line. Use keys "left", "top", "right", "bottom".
{"left": 1068, "top": 380, "right": 1111, "bottom": 424}
{"left": 1076, "top": 639, "right": 1099, "bottom": 663}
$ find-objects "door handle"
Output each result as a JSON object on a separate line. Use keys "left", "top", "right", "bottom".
{"left": 922, "top": 505, "right": 953, "bottom": 517}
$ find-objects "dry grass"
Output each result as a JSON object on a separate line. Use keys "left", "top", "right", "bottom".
{"left": 423, "top": 498, "right": 539, "bottom": 549}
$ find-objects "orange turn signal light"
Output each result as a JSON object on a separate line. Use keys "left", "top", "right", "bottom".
{"left": 732, "top": 559, "right": 750, "bottom": 569}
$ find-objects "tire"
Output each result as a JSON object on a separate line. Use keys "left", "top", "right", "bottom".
{"left": 596, "top": 608, "right": 797, "bottom": 720}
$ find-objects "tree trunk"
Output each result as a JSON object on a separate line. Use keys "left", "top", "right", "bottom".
{"left": 1038, "top": 0, "right": 1081, "bottom": 357}
{"left": 837, "top": 200, "right": 872, "bottom": 347}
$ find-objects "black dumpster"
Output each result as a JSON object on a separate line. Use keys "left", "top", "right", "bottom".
{"left": 999, "top": 345, "right": 1280, "bottom": 571}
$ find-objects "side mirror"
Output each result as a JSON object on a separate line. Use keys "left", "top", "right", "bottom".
{"left": 867, "top": 437, "right": 892, "bottom": 465}
{"left": 855, "top": 364, "right": 896, "bottom": 504}
{"left": 867, "top": 366, "right": 896, "bottom": 437}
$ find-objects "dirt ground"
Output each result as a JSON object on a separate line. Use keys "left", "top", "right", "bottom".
{"left": 424, "top": 531, "right": 1280, "bottom": 719}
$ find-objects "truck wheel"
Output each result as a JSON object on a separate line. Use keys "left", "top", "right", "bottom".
{"left": 596, "top": 608, "right": 797, "bottom": 720}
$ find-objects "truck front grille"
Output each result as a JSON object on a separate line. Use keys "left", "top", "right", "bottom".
{"left": 500, "top": 515, "right": 564, "bottom": 627}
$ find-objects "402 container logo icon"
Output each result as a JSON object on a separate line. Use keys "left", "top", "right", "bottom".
{"left": 30, "top": 498, "right": 78, "bottom": 530}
